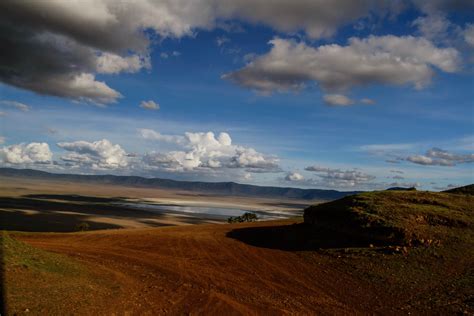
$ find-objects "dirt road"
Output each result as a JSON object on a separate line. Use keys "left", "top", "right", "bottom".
{"left": 14, "top": 220, "right": 386, "bottom": 315}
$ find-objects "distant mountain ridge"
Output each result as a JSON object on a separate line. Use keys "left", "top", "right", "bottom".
{"left": 0, "top": 167, "right": 360, "bottom": 200}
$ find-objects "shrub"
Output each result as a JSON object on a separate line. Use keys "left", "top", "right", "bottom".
{"left": 227, "top": 212, "right": 258, "bottom": 223}
{"left": 75, "top": 222, "right": 90, "bottom": 231}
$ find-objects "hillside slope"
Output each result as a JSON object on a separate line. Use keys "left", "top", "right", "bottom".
{"left": 304, "top": 190, "right": 473, "bottom": 246}
{"left": 444, "top": 184, "right": 474, "bottom": 195}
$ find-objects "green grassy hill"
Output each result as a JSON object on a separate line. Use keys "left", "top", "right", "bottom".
{"left": 303, "top": 190, "right": 473, "bottom": 313}
{"left": 304, "top": 190, "right": 473, "bottom": 246}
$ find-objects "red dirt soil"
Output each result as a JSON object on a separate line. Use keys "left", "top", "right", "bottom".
{"left": 14, "top": 220, "right": 394, "bottom": 315}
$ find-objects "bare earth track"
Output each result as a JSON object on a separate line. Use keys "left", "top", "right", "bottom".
{"left": 8, "top": 220, "right": 391, "bottom": 315}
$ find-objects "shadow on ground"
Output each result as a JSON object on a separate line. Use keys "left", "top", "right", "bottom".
{"left": 0, "top": 196, "right": 218, "bottom": 232}
{"left": 22, "top": 194, "right": 128, "bottom": 203}
{"left": 226, "top": 223, "right": 374, "bottom": 251}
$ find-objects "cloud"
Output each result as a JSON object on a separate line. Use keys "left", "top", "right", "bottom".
{"left": 411, "top": 1, "right": 474, "bottom": 59}
{"left": 2, "top": 1, "right": 468, "bottom": 105}
{"left": 304, "top": 166, "right": 332, "bottom": 172}
{"left": 96, "top": 53, "right": 150, "bottom": 74}
{"left": 323, "top": 94, "right": 354, "bottom": 106}
{"left": 0, "top": 0, "right": 196, "bottom": 104}
{"left": 216, "top": 0, "right": 396, "bottom": 39}
{"left": 412, "top": 14, "right": 454, "bottom": 42}
{"left": 323, "top": 95, "right": 375, "bottom": 106}
{"left": 405, "top": 147, "right": 474, "bottom": 166}
{"left": 387, "top": 181, "right": 420, "bottom": 188}
{"left": 0, "top": 1, "right": 468, "bottom": 105}
{"left": 46, "top": 73, "right": 122, "bottom": 105}
{"left": 284, "top": 171, "right": 304, "bottom": 182}
{"left": 390, "top": 169, "right": 404, "bottom": 174}
{"left": 0, "top": 100, "right": 31, "bottom": 112}
{"left": 386, "top": 159, "right": 402, "bottom": 164}
{"left": 216, "top": 36, "right": 230, "bottom": 46}
{"left": 0, "top": 136, "right": 5, "bottom": 145}
{"left": 465, "top": 24, "right": 474, "bottom": 47}
{"left": 0, "top": 19, "right": 123, "bottom": 105}
{"left": 223, "top": 36, "right": 460, "bottom": 97}
{"left": 228, "top": 147, "right": 280, "bottom": 172}
{"left": 0, "top": 1, "right": 397, "bottom": 103}
{"left": 139, "top": 129, "right": 184, "bottom": 143}
{"left": 140, "top": 100, "right": 160, "bottom": 111}
{"left": 360, "top": 98, "right": 376, "bottom": 105}
{"left": 413, "top": 0, "right": 474, "bottom": 15}
{"left": 141, "top": 129, "right": 280, "bottom": 173}
{"left": 305, "top": 165, "right": 376, "bottom": 188}
{"left": 0, "top": 142, "right": 52, "bottom": 164}
{"left": 57, "top": 139, "right": 129, "bottom": 169}
{"left": 160, "top": 51, "right": 181, "bottom": 59}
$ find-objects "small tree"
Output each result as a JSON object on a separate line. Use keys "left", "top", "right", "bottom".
{"left": 227, "top": 212, "right": 258, "bottom": 223}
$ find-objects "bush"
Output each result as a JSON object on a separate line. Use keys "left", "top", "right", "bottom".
{"left": 75, "top": 222, "right": 90, "bottom": 231}
{"left": 228, "top": 212, "right": 258, "bottom": 223}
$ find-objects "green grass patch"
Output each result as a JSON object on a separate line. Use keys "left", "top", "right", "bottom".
{"left": 2, "top": 232, "right": 119, "bottom": 315}
{"left": 2, "top": 231, "right": 86, "bottom": 276}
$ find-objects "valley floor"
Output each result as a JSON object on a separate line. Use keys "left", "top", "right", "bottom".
{"left": 0, "top": 176, "right": 310, "bottom": 231}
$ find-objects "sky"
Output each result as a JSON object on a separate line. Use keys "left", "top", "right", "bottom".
{"left": 0, "top": 0, "right": 473, "bottom": 191}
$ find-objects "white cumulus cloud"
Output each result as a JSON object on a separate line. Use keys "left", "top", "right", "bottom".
{"left": 323, "top": 94, "right": 354, "bottom": 106}
{"left": 285, "top": 172, "right": 305, "bottom": 181}
{"left": 96, "top": 53, "right": 150, "bottom": 74}
{"left": 140, "top": 100, "right": 160, "bottom": 111}
{"left": 57, "top": 139, "right": 129, "bottom": 169}
{"left": 141, "top": 129, "right": 279, "bottom": 173}
{"left": 0, "top": 142, "right": 52, "bottom": 164}
{"left": 223, "top": 36, "right": 460, "bottom": 97}
{"left": 405, "top": 147, "right": 474, "bottom": 166}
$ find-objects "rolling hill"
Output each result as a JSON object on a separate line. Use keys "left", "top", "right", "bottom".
{"left": 304, "top": 189, "right": 473, "bottom": 246}
{"left": 0, "top": 167, "right": 359, "bottom": 200}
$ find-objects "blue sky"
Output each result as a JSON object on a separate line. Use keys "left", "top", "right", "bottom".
{"left": 0, "top": 0, "right": 473, "bottom": 191}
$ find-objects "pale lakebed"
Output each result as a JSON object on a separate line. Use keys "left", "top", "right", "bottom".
{"left": 115, "top": 201, "right": 302, "bottom": 221}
